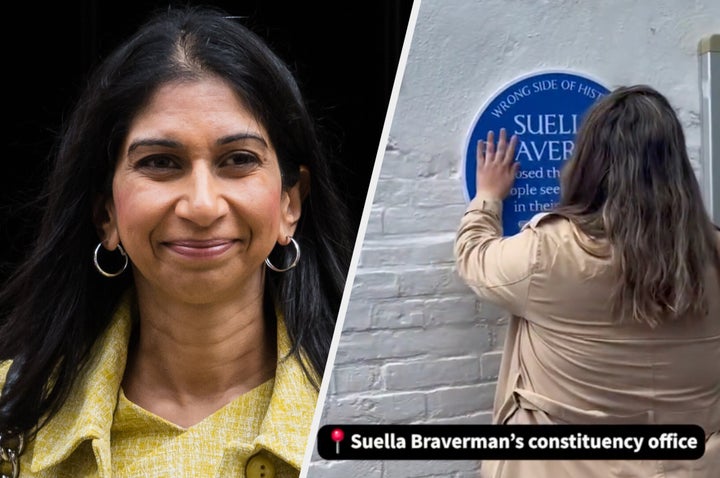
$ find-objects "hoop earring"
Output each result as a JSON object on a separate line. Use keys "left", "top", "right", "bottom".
{"left": 265, "top": 237, "right": 301, "bottom": 272}
{"left": 94, "top": 243, "right": 128, "bottom": 278}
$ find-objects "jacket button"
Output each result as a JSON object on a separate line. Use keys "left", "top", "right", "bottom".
{"left": 246, "top": 454, "right": 275, "bottom": 478}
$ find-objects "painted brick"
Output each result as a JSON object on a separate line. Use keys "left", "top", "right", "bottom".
{"left": 359, "top": 235, "right": 456, "bottom": 268}
{"left": 382, "top": 357, "right": 482, "bottom": 391}
{"left": 426, "top": 383, "right": 497, "bottom": 419}
{"left": 332, "top": 364, "right": 384, "bottom": 395}
{"left": 371, "top": 298, "right": 427, "bottom": 329}
{"left": 480, "top": 351, "right": 504, "bottom": 381}
{"left": 305, "top": 460, "right": 383, "bottom": 478}
{"left": 382, "top": 460, "right": 480, "bottom": 477}
{"left": 383, "top": 204, "right": 467, "bottom": 235}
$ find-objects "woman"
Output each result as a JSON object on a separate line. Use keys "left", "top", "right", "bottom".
{"left": 0, "top": 5, "right": 351, "bottom": 477}
{"left": 455, "top": 85, "right": 720, "bottom": 477}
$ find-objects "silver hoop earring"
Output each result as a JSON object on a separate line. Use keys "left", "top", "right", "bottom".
{"left": 94, "top": 243, "right": 128, "bottom": 278}
{"left": 265, "top": 237, "right": 301, "bottom": 272}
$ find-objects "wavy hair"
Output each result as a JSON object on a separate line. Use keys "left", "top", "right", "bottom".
{"left": 554, "top": 84, "right": 720, "bottom": 327}
{"left": 0, "top": 5, "right": 352, "bottom": 435}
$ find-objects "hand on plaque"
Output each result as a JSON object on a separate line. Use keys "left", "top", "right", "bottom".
{"left": 475, "top": 128, "right": 519, "bottom": 200}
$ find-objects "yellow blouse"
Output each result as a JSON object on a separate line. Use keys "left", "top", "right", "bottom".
{"left": 2, "top": 292, "right": 318, "bottom": 478}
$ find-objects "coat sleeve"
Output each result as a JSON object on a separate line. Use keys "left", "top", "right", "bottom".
{"left": 454, "top": 194, "right": 540, "bottom": 317}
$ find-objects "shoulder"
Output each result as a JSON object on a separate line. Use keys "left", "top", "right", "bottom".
{"left": 520, "top": 212, "right": 574, "bottom": 250}
{"left": 521, "top": 212, "right": 596, "bottom": 246}
{"left": 521, "top": 212, "right": 568, "bottom": 231}
{"left": 521, "top": 212, "right": 612, "bottom": 263}
{"left": 522, "top": 217, "right": 614, "bottom": 292}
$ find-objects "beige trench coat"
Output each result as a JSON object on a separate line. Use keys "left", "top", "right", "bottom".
{"left": 454, "top": 194, "right": 720, "bottom": 478}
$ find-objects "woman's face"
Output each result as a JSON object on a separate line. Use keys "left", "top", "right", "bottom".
{"left": 99, "top": 77, "right": 304, "bottom": 305}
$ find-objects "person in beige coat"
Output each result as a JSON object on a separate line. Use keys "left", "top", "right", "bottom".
{"left": 454, "top": 85, "right": 720, "bottom": 478}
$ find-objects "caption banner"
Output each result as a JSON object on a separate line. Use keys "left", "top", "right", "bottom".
{"left": 317, "top": 424, "right": 705, "bottom": 460}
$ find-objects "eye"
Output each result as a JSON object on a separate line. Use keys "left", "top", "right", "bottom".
{"left": 136, "top": 154, "right": 180, "bottom": 170}
{"left": 221, "top": 151, "right": 260, "bottom": 168}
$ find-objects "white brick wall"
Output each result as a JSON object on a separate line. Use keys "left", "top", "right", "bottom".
{"left": 307, "top": 1, "right": 720, "bottom": 476}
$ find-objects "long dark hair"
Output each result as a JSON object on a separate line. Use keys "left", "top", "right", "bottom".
{"left": 554, "top": 84, "right": 720, "bottom": 326}
{"left": 0, "top": 5, "right": 351, "bottom": 436}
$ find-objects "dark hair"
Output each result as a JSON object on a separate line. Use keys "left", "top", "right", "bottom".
{"left": 554, "top": 84, "right": 720, "bottom": 326}
{"left": 0, "top": 5, "right": 352, "bottom": 435}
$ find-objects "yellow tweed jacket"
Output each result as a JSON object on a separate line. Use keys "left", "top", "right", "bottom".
{"left": 0, "top": 294, "right": 319, "bottom": 477}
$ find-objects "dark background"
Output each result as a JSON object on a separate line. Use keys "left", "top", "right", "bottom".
{"left": 2, "top": 1, "right": 413, "bottom": 280}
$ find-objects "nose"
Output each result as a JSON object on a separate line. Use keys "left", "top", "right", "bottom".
{"left": 174, "top": 164, "right": 229, "bottom": 227}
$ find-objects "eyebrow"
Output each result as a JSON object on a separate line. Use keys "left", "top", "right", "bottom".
{"left": 217, "top": 133, "right": 268, "bottom": 147}
{"left": 126, "top": 133, "right": 268, "bottom": 154}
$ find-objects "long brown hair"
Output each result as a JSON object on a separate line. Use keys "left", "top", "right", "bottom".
{"left": 554, "top": 84, "right": 720, "bottom": 326}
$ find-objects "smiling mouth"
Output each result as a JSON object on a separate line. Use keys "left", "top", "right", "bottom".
{"left": 163, "top": 239, "right": 238, "bottom": 259}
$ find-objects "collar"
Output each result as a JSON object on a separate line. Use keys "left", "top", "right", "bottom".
{"left": 248, "top": 316, "right": 318, "bottom": 469}
{"left": 30, "top": 295, "right": 133, "bottom": 474}
{"left": 29, "top": 292, "right": 318, "bottom": 474}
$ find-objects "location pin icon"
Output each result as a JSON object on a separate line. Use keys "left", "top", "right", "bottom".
{"left": 330, "top": 428, "right": 345, "bottom": 454}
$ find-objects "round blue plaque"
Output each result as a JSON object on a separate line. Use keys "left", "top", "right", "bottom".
{"left": 462, "top": 70, "right": 610, "bottom": 235}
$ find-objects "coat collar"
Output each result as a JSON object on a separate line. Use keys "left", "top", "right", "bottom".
{"left": 250, "top": 316, "right": 318, "bottom": 469}
{"left": 30, "top": 294, "right": 133, "bottom": 474}
{"left": 29, "top": 291, "right": 318, "bottom": 474}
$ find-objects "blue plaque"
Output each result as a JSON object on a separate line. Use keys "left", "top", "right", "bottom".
{"left": 462, "top": 70, "right": 610, "bottom": 235}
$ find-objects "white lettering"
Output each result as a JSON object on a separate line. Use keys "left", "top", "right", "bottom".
{"left": 515, "top": 140, "right": 575, "bottom": 162}
{"left": 512, "top": 114, "right": 578, "bottom": 136}
{"left": 491, "top": 85, "right": 532, "bottom": 118}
